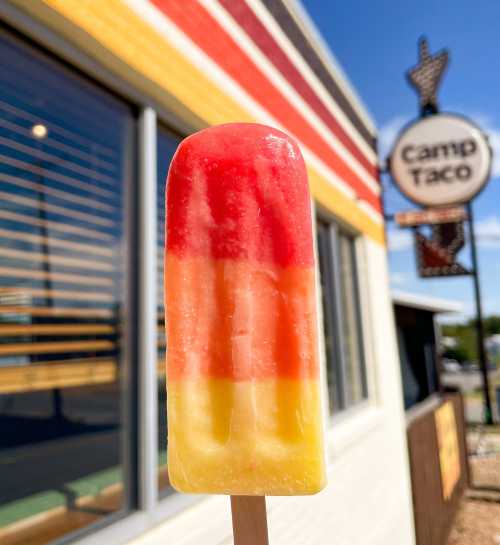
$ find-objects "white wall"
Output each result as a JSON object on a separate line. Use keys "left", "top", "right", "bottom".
{"left": 129, "top": 238, "right": 415, "bottom": 545}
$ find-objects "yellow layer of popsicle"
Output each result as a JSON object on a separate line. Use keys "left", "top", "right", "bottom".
{"left": 167, "top": 378, "right": 325, "bottom": 495}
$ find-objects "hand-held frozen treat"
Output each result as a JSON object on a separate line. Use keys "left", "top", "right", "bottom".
{"left": 165, "top": 123, "right": 326, "bottom": 495}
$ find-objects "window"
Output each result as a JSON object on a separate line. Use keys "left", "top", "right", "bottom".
{"left": 156, "top": 126, "right": 182, "bottom": 495}
{"left": 394, "top": 305, "right": 440, "bottom": 409}
{"left": 316, "top": 218, "right": 367, "bottom": 413}
{"left": 0, "top": 28, "right": 134, "bottom": 544}
{"left": 316, "top": 220, "right": 342, "bottom": 412}
{"left": 338, "top": 232, "right": 367, "bottom": 405}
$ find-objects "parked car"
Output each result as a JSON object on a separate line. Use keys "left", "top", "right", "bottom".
{"left": 442, "top": 359, "right": 461, "bottom": 373}
{"left": 461, "top": 361, "right": 479, "bottom": 373}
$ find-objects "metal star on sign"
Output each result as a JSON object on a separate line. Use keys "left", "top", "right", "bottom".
{"left": 406, "top": 37, "right": 449, "bottom": 115}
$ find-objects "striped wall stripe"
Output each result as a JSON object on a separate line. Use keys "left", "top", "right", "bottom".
{"left": 201, "top": 0, "right": 378, "bottom": 195}
{"left": 150, "top": 0, "right": 381, "bottom": 212}
{"left": 262, "top": 0, "right": 376, "bottom": 149}
{"left": 218, "top": 0, "right": 377, "bottom": 177}
{"left": 246, "top": 0, "right": 377, "bottom": 165}
{"left": 135, "top": 0, "right": 383, "bottom": 226}
{"left": 284, "top": 0, "right": 376, "bottom": 135}
{"left": 139, "top": 0, "right": 381, "bottom": 223}
{"left": 202, "top": 0, "right": 378, "bottom": 195}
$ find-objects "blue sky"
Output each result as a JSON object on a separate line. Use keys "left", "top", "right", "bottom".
{"left": 304, "top": 0, "right": 500, "bottom": 320}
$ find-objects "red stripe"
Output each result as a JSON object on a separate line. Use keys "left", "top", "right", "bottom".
{"left": 219, "top": 0, "right": 378, "bottom": 180}
{"left": 150, "top": 0, "right": 382, "bottom": 213}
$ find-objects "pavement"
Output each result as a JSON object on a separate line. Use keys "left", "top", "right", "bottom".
{"left": 447, "top": 498, "right": 500, "bottom": 545}
{"left": 447, "top": 429, "right": 500, "bottom": 545}
{"left": 441, "top": 369, "right": 500, "bottom": 393}
{"left": 440, "top": 369, "right": 500, "bottom": 423}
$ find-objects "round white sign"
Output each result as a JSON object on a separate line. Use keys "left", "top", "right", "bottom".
{"left": 389, "top": 113, "right": 491, "bottom": 207}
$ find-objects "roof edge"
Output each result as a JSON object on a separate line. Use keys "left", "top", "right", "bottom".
{"left": 284, "top": 0, "right": 377, "bottom": 136}
{"left": 392, "top": 290, "right": 463, "bottom": 314}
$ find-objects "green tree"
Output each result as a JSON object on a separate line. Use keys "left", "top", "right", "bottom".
{"left": 441, "top": 323, "right": 476, "bottom": 362}
{"left": 442, "top": 345, "right": 469, "bottom": 363}
{"left": 482, "top": 315, "right": 500, "bottom": 335}
{"left": 441, "top": 315, "right": 500, "bottom": 364}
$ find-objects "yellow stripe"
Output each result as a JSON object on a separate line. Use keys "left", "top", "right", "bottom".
{"left": 14, "top": 0, "right": 384, "bottom": 244}
{"left": 308, "top": 167, "right": 385, "bottom": 245}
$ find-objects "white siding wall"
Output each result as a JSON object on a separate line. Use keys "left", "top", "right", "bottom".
{"left": 129, "top": 238, "right": 415, "bottom": 545}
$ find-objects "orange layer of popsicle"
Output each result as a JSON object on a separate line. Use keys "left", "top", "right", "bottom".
{"left": 166, "top": 255, "right": 319, "bottom": 381}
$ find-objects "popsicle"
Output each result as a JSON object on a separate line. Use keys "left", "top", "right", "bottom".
{"left": 165, "top": 123, "right": 326, "bottom": 496}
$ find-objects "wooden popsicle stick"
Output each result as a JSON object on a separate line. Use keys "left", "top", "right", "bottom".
{"left": 230, "top": 496, "right": 269, "bottom": 545}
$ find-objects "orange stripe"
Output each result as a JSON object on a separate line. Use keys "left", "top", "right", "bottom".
{"left": 165, "top": 253, "right": 319, "bottom": 381}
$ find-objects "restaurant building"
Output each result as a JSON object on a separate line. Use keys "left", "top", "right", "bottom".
{"left": 392, "top": 291, "right": 468, "bottom": 545}
{"left": 0, "top": 1, "right": 415, "bottom": 544}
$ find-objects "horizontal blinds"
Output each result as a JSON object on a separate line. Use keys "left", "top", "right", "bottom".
{"left": 0, "top": 83, "right": 129, "bottom": 393}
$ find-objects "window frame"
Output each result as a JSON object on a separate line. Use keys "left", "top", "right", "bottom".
{"left": 337, "top": 229, "right": 369, "bottom": 405}
{"left": 0, "top": 10, "right": 198, "bottom": 545}
{"left": 316, "top": 211, "right": 369, "bottom": 416}
{"left": 155, "top": 122, "right": 184, "bottom": 500}
{"left": 0, "top": 23, "right": 141, "bottom": 545}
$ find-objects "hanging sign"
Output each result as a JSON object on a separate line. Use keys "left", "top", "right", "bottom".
{"left": 389, "top": 113, "right": 491, "bottom": 207}
{"left": 395, "top": 205, "right": 467, "bottom": 227}
{"left": 416, "top": 221, "right": 469, "bottom": 277}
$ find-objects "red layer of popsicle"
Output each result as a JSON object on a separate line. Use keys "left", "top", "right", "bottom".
{"left": 166, "top": 123, "right": 314, "bottom": 267}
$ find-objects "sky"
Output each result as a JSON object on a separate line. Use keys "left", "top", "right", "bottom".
{"left": 303, "top": 0, "right": 500, "bottom": 321}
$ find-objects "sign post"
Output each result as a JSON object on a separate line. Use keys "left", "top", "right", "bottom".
{"left": 388, "top": 37, "right": 494, "bottom": 425}
{"left": 467, "top": 202, "right": 493, "bottom": 424}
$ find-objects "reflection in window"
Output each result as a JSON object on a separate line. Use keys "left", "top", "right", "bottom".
{"left": 338, "top": 233, "right": 367, "bottom": 406}
{"left": 316, "top": 219, "right": 367, "bottom": 413}
{"left": 316, "top": 220, "right": 342, "bottom": 413}
{"left": 156, "top": 126, "right": 182, "bottom": 495}
{"left": 0, "top": 29, "right": 133, "bottom": 545}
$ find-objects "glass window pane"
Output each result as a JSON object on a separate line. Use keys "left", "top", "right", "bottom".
{"left": 338, "top": 233, "right": 367, "bottom": 406}
{"left": 156, "top": 126, "right": 181, "bottom": 495}
{"left": 316, "top": 220, "right": 343, "bottom": 413}
{"left": 0, "top": 29, "right": 133, "bottom": 544}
